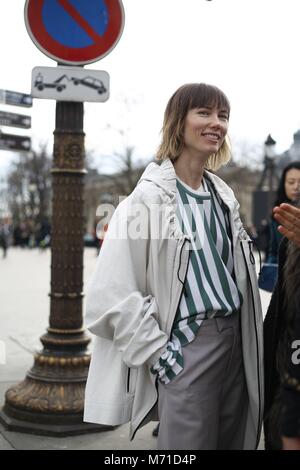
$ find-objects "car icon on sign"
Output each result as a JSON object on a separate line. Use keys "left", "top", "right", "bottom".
{"left": 71, "top": 76, "right": 107, "bottom": 94}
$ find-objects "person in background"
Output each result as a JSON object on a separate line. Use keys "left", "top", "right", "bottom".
{"left": 94, "top": 220, "right": 108, "bottom": 255}
{"left": 0, "top": 221, "right": 10, "bottom": 258}
{"left": 267, "top": 161, "right": 300, "bottom": 263}
{"left": 83, "top": 83, "right": 264, "bottom": 450}
{"left": 264, "top": 200, "right": 300, "bottom": 450}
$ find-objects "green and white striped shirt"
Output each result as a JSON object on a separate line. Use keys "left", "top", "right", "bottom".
{"left": 151, "top": 174, "right": 242, "bottom": 383}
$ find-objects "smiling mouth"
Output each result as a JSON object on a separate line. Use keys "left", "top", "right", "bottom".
{"left": 202, "top": 133, "right": 221, "bottom": 141}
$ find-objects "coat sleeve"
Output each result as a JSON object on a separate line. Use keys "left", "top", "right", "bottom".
{"left": 85, "top": 194, "right": 168, "bottom": 369}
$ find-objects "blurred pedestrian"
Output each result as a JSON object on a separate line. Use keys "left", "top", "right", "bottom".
{"left": 94, "top": 220, "right": 108, "bottom": 256}
{"left": 0, "top": 221, "right": 9, "bottom": 258}
{"left": 36, "top": 218, "right": 51, "bottom": 250}
{"left": 19, "top": 221, "right": 29, "bottom": 247}
{"left": 258, "top": 162, "right": 300, "bottom": 293}
{"left": 84, "top": 83, "right": 264, "bottom": 450}
{"left": 264, "top": 202, "right": 300, "bottom": 450}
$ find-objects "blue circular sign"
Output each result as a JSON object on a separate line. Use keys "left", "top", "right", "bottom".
{"left": 25, "top": 0, "right": 125, "bottom": 65}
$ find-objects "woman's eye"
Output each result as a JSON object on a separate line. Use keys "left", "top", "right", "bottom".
{"left": 219, "top": 114, "right": 229, "bottom": 120}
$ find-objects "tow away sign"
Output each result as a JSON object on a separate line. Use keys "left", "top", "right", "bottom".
{"left": 31, "top": 66, "right": 109, "bottom": 102}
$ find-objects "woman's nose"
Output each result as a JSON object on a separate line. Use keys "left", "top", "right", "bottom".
{"left": 209, "top": 113, "right": 221, "bottom": 126}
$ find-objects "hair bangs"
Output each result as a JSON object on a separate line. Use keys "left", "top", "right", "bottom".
{"left": 188, "top": 83, "right": 230, "bottom": 115}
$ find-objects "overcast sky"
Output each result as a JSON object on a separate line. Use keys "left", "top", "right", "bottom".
{"left": 0, "top": 0, "right": 300, "bottom": 174}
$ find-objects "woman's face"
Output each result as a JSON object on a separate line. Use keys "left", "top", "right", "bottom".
{"left": 182, "top": 106, "right": 229, "bottom": 158}
{"left": 284, "top": 168, "right": 300, "bottom": 201}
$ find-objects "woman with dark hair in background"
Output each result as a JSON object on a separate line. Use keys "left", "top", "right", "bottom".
{"left": 259, "top": 162, "right": 300, "bottom": 293}
{"left": 267, "top": 161, "right": 300, "bottom": 263}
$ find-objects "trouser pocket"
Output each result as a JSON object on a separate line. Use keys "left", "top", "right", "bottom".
{"left": 126, "top": 367, "right": 137, "bottom": 395}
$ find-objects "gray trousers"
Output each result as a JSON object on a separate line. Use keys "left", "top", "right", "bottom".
{"left": 157, "top": 311, "right": 248, "bottom": 450}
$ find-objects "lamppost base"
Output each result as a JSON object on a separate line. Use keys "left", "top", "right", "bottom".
{"left": 0, "top": 404, "right": 114, "bottom": 437}
{"left": 0, "top": 345, "right": 115, "bottom": 437}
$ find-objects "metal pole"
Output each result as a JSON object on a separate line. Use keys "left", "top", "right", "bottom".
{"left": 0, "top": 101, "right": 107, "bottom": 435}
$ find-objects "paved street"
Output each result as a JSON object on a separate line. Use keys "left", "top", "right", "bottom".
{"left": 0, "top": 247, "right": 271, "bottom": 450}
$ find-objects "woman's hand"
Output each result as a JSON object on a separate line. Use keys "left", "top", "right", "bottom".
{"left": 273, "top": 203, "right": 300, "bottom": 247}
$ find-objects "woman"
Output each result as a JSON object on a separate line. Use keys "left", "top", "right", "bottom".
{"left": 264, "top": 201, "right": 300, "bottom": 450}
{"left": 83, "top": 83, "right": 264, "bottom": 450}
{"left": 259, "top": 162, "right": 300, "bottom": 293}
{"left": 267, "top": 162, "right": 300, "bottom": 263}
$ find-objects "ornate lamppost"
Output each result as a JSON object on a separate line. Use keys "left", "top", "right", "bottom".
{"left": 0, "top": 102, "right": 105, "bottom": 435}
{"left": 257, "top": 134, "right": 278, "bottom": 210}
{"left": 0, "top": 0, "right": 124, "bottom": 436}
{"left": 252, "top": 134, "right": 279, "bottom": 255}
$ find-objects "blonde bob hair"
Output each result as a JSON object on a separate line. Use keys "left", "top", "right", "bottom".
{"left": 156, "top": 83, "right": 232, "bottom": 171}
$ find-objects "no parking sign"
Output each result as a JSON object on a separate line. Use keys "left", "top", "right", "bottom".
{"left": 24, "top": 0, "right": 125, "bottom": 65}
